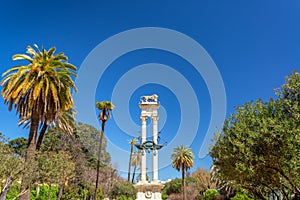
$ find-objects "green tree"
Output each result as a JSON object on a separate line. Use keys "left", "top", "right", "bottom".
{"left": 131, "top": 151, "right": 141, "bottom": 183}
{"left": 171, "top": 145, "right": 194, "bottom": 200}
{"left": 210, "top": 71, "right": 300, "bottom": 199}
{"left": 230, "top": 193, "right": 252, "bottom": 200}
{"left": 61, "top": 184, "right": 81, "bottom": 200}
{"left": 94, "top": 101, "right": 115, "bottom": 199}
{"left": 0, "top": 134, "right": 24, "bottom": 200}
{"left": 128, "top": 138, "right": 138, "bottom": 182}
{"left": 36, "top": 150, "right": 75, "bottom": 200}
{"left": 1, "top": 44, "right": 77, "bottom": 200}
{"left": 36, "top": 108, "right": 76, "bottom": 151}
{"left": 7, "top": 137, "right": 27, "bottom": 157}
{"left": 109, "top": 181, "right": 136, "bottom": 199}
{"left": 203, "top": 189, "right": 218, "bottom": 200}
{"left": 74, "top": 122, "right": 111, "bottom": 167}
{"left": 163, "top": 178, "right": 182, "bottom": 195}
{"left": 162, "top": 177, "right": 198, "bottom": 199}
{"left": 192, "top": 167, "right": 216, "bottom": 195}
{"left": 41, "top": 122, "right": 113, "bottom": 199}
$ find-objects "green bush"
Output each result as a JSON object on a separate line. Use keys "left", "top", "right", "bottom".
{"left": 6, "top": 184, "right": 59, "bottom": 200}
{"left": 96, "top": 187, "right": 104, "bottom": 200}
{"left": 32, "top": 185, "right": 59, "bottom": 200}
{"left": 162, "top": 177, "right": 198, "bottom": 195}
{"left": 109, "top": 181, "right": 136, "bottom": 199}
{"left": 162, "top": 178, "right": 182, "bottom": 195}
{"left": 6, "top": 184, "right": 20, "bottom": 200}
{"left": 230, "top": 193, "right": 252, "bottom": 200}
{"left": 162, "top": 193, "right": 168, "bottom": 200}
{"left": 61, "top": 184, "right": 81, "bottom": 200}
{"left": 204, "top": 189, "right": 218, "bottom": 200}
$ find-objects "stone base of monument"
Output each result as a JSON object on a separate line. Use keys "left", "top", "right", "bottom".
{"left": 134, "top": 181, "right": 164, "bottom": 200}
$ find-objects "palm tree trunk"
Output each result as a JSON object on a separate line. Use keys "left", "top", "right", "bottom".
{"left": 20, "top": 109, "right": 39, "bottom": 200}
{"left": 95, "top": 121, "right": 105, "bottom": 200}
{"left": 128, "top": 144, "right": 134, "bottom": 182}
{"left": 131, "top": 164, "right": 137, "bottom": 183}
{"left": 182, "top": 164, "right": 186, "bottom": 200}
{"left": 36, "top": 122, "right": 48, "bottom": 151}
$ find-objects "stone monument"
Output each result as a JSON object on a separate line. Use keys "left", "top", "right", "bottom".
{"left": 134, "top": 94, "right": 164, "bottom": 200}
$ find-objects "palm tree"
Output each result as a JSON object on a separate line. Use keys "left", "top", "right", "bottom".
{"left": 128, "top": 138, "right": 138, "bottom": 182}
{"left": 36, "top": 108, "right": 76, "bottom": 151}
{"left": 94, "top": 101, "right": 114, "bottom": 199}
{"left": 131, "top": 151, "right": 141, "bottom": 183}
{"left": 1, "top": 44, "right": 77, "bottom": 200}
{"left": 171, "top": 145, "right": 194, "bottom": 200}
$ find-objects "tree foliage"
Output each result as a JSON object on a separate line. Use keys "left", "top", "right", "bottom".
{"left": 128, "top": 138, "right": 138, "bottom": 182}
{"left": 40, "top": 122, "right": 114, "bottom": 198}
{"left": 130, "top": 151, "right": 141, "bottom": 183}
{"left": 7, "top": 137, "right": 27, "bottom": 157}
{"left": 0, "top": 133, "right": 24, "bottom": 200}
{"left": 36, "top": 150, "right": 75, "bottom": 186}
{"left": 203, "top": 189, "right": 218, "bottom": 200}
{"left": 192, "top": 167, "right": 216, "bottom": 194}
{"left": 210, "top": 71, "right": 300, "bottom": 199}
{"left": 109, "top": 181, "right": 136, "bottom": 199}
{"left": 162, "top": 177, "right": 199, "bottom": 199}
{"left": 230, "top": 193, "right": 252, "bottom": 200}
{"left": 1, "top": 44, "right": 77, "bottom": 200}
{"left": 171, "top": 145, "right": 194, "bottom": 200}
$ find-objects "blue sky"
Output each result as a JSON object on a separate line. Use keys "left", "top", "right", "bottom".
{"left": 0, "top": 1, "right": 299, "bottom": 181}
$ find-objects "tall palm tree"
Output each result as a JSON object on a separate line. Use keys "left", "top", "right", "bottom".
{"left": 1, "top": 44, "right": 77, "bottom": 200}
{"left": 94, "top": 101, "right": 114, "bottom": 199}
{"left": 171, "top": 145, "right": 194, "bottom": 200}
{"left": 131, "top": 151, "right": 141, "bottom": 183}
{"left": 36, "top": 108, "right": 76, "bottom": 151}
{"left": 128, "top": 138, "right": 138, "bottom": 182}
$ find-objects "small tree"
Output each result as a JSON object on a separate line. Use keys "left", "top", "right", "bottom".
{"left": 171, "top": 145, "right": 194, "bottom": 200}
{"left": 204, "top": 189, "right": 218, "bottom": 200}
{"left": 230, "top": 193, "right": 252, "bottom": 200}
{"left": 210, "top": 71, "right": 300, "bottom": 199}
{"left": 128, "top": 138, "right": 138, "bottom": 182}
{"left": 95, "top": 101, "right": 115, "bottom": 199}
{"left": 0, "top": 134, "right": 24, "bottom": 200}
{"left": 109, "top": 181, "right": 136, "bottom": 199}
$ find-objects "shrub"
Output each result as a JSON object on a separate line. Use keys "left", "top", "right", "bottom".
{"left": 61, "top": 184, "right": 81, "bottom": 200}
{"left": 109, "top": 181, "right": 136, "bottom": 199}
{"left": 162, "top": 193, "right": 168, "bottom": 200}
{"left": 96, "top": 187, "right": 104, "bottom": 200}
{"left": 230, "top": 193, "right": 252, "bottom": 200}
{"left": 204, "top": 189, "right": 218, "bottom": 200}
{"left": 32, "top": 185, "right": 59, "bottom": 200}
{"left": 6, "top": 184, "right": 20, "bottom": 200}
{"left": 163, "top": 178, "right": 182, "bottom": 195}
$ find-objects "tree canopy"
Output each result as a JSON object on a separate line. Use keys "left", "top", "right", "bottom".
{"left": 210, "top": 71, "right": 300, "bottom": 199}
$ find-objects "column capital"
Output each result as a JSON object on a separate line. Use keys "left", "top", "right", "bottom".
{"left": 151, "top": 116, "right": 159, "bottom": 121}
{"left": 140, "top": 116, "right": 148, "bottom": 122}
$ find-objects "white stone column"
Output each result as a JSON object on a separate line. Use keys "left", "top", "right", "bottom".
{"left": 140, "top": 116, "right": 147, "bottom": 182}
{"left": 152, "top": 116, "right": 159, "bottom": 182}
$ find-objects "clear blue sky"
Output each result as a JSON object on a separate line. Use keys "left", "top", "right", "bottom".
{"left": 0, "top": 1, "right": 299, "bottom": 181}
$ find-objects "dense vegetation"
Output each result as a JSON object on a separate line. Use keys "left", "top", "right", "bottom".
{"left": 1, "top": 44, "right": 299, "bottom": 200}
{"left": 210, "top": 71, "right": 300, "bottom": 199}
{"left": 0, "top": 122, "right": 123, "bottom": 200}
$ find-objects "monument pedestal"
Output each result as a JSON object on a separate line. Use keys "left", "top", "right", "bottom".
{"left": 134, "top": 181, "right": 164, "bottom": 200}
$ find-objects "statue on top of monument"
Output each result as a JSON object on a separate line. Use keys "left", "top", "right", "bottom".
{"left": 140, "top": 94, "right": 158, "bottom": 104}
